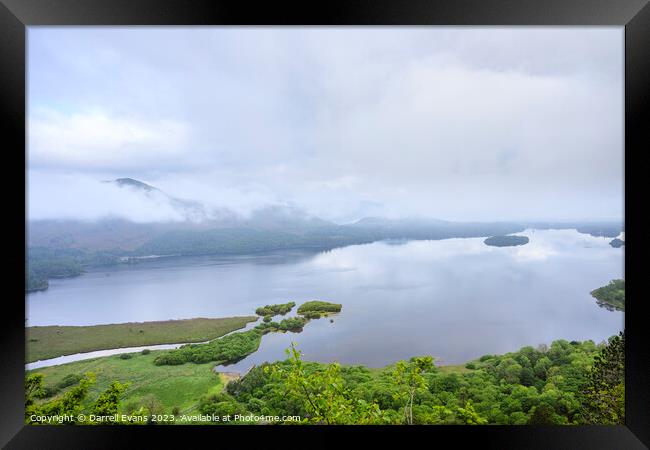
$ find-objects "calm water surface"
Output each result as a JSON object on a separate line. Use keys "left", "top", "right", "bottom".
{"left": 27, "top": 229, "right": 624, "bottom": 368}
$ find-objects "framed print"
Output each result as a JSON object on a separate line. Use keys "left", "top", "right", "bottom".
{"left": 1, "top": 0, "right": 648, "bottom": 447}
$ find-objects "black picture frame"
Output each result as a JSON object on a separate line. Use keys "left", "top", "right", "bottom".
{"left": 2, "top": 0, "right": 648, "bottom": 447}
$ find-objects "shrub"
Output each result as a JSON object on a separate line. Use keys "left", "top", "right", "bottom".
{"left": 154, "top": 330, "right": 263, "bottom": 366}
{"left": 154, "top": 352, "right": 190, "bottom": 366}
{"left": 36, "top": 385, "right": 60, "bottom": 398}
{"left": 278, "top": 317, "right": 308, "bottom": 332}
{"left": 141, "top": 349, "right": 151, "bottom": 355}
{"left": 255, "top": 302, "right": 296, "bottom": 317}
{"left": 56, "top": 373, "right": 83, "bottom": 389}
{"left": 119, "top": 353, "right": 133, "bottom": 360}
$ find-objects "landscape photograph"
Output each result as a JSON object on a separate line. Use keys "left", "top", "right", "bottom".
{"left": 25, "top": 27, "right": 624, "bottom": 426}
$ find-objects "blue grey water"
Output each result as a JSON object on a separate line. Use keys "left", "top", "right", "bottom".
{"left": 26, "top": 229, "right": 624, "bottom": 369}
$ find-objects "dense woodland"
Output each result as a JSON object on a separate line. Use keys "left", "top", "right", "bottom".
{"left": 25, "top": 247, "right": 119, "bottom": 292}
{"left": 216, "top": 335, "right": 624, "bottom": 425}
{"left": 26, "top": 333, "right": 625, "bottom": 425}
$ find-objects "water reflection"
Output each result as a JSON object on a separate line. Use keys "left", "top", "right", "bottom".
{"left": 27, "top": 229, "right": 623, "bottom": 368}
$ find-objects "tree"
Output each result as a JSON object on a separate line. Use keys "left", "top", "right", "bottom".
{"left": 267, "top": 344, "right": 386, "bottom": 424}
{"left": 528, "top": 403, "right": 557, "bottom": 424}
{"left": 534, "top": 357, "right": 552, "bottom": 380}
{"left": 25, "top": 373, "right": 136, "bottom": 425}
{"left": 25, "top": 374, "right": 45, "bottom": 410}
{"left": 579, "top": 331, "right": 625, "bottom": 424}
{"left": 25, "top": 372, "right": 96, "bottom": 424}
{"left": 140, "top": 394, "right": 164, "bottom": 424}
{"left": 392, "top": 356, "right": 435, "bottom": 425}
{"left": 457, "top": 400, "right": 487, "bottom": 425}
{"left": 91, "top": 381, "right": 129, "bottom": 419}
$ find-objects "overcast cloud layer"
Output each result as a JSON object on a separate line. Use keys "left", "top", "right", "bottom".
{"left": 28, "top": 27, "right": 624, "bottom": 223}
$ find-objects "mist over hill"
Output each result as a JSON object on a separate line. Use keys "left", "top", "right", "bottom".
{"left": 28, "top": 178, "right": 624, "bottom": 253}
{"left": 26, "top": 177, "right": 624, "bottom": 292}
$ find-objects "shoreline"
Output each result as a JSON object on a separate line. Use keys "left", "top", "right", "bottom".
{"left": 26, "top": 315, "right": 259, "bottom": 364}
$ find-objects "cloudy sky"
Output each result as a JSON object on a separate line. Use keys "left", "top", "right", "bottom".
{"left": 27, "top": 27, "right": 623, "bottom": 223}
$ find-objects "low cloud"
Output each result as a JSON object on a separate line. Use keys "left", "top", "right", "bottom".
{"left": 27, "top": 27, "right": 624, "bottom": 223}
{"left": 29, "top": 108, "right": 190, "bottom": 171}
{"left": 28, "top": 172, "right": 187, "bottom": 223}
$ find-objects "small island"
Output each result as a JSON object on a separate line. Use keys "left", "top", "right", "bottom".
{"left": 255, "top": 302, "right": 296, "bottom": 322}
{"left": 484, "top": 235, "right": 529, "bottom": 247}
{"left": 609, "top": 238, "right": 625, "bottom": 248}
{"left": 153, "top": 300, "right": 342, "bottom": 367}
{"left": 297, "top": 300, "right": 343, "bottom": 319}
{"left": 590, "top": 279, "right": 625, "bottom": 311}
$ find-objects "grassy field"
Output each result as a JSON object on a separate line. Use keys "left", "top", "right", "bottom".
{"left": 28, "top": 350, "right": 225, "bottom": 418}
{"left": 26, "top": 316, "right": 259, "bottom": 362}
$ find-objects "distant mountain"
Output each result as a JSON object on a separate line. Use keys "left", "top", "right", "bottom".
{"left": 243, "top": 205, "right": 334, "bottom": 230}
{"left": 28, "top": 178, "right": 338, "bottom": 251}
{"left": 25, "top": 178, "right": 627, "bottom": 293}
{"left": 110, "top": 177, "right": 215, "bottom": 223}
{"left": 352, "top": 217, "right": 450, "bottom": 228}
{"left": 527, "top": 221, "right": 624, "bottom": 238}
{"left": 27, "top": 177, "right": 624, "bottom": 257}
{"left": 112, "top": 177, "right": 158, "bottom": 192}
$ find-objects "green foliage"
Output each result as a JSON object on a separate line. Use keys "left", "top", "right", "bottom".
{"left": 578, "top": 331, "right": 625, "bottom": 424}
{"left": 29, "top": 350, "right": 223, "bottom": 418}
{"left": 56, "top": 374, "right": 84, "bottom": 390}
{"left": 153, "top": 329, "right": 263, "bottom": 366}
{"left": 457, "top": 400, "right": 487, "bottom": 425}
{"left": 25, "top": 372, "right": 96, "bottom": 424}
{"left": 140, "top": 394, "right": 164, "bottom": 423}
{"left": 141, "top": 349, "right": 150, "bottom": 355}
{"left": 28, "top": 333, "right": 621, "bottom": 426}
{"left": 391, "top": 356, "right": 435, "bottom": 424}
{"left": 199, "top": 392, "right": 249, "bottom": 422}
{"left": 297, "top": 301, "right": 342, "bottom": 315}
{"left": 255, "top": 302, "right": 296, "bottom": 317}
{"left": 26, "top": 316, "right": 257, "bottom": 363}
{"left": 26, "top": 246, "right": 120, "bottom": 293}
{"left": 92, "top": 381, "right": 129, "bottom": 418}
{"left": 119, "top": 353, "right": 133, "bottom": 360}
{"left": 254, "top": 316, "right": 308, "bottom": 333}
{"left": 278, "top": 316, "right": 308, "bottom": 332}
{"left": 590, "top": 279, "right": 625, "bottom": 311}
{"left": 528, "top": 403, "right": 559, "bottom": 424}
{"left": 213, "top": 338, "right": 609, "bottom": 425}
{"left": 266, "top": 344, "right": 387, "bottom": 424}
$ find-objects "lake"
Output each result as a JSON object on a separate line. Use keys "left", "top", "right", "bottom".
{"left": 26, "top": 229, "right": 624, "bottom": 369}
